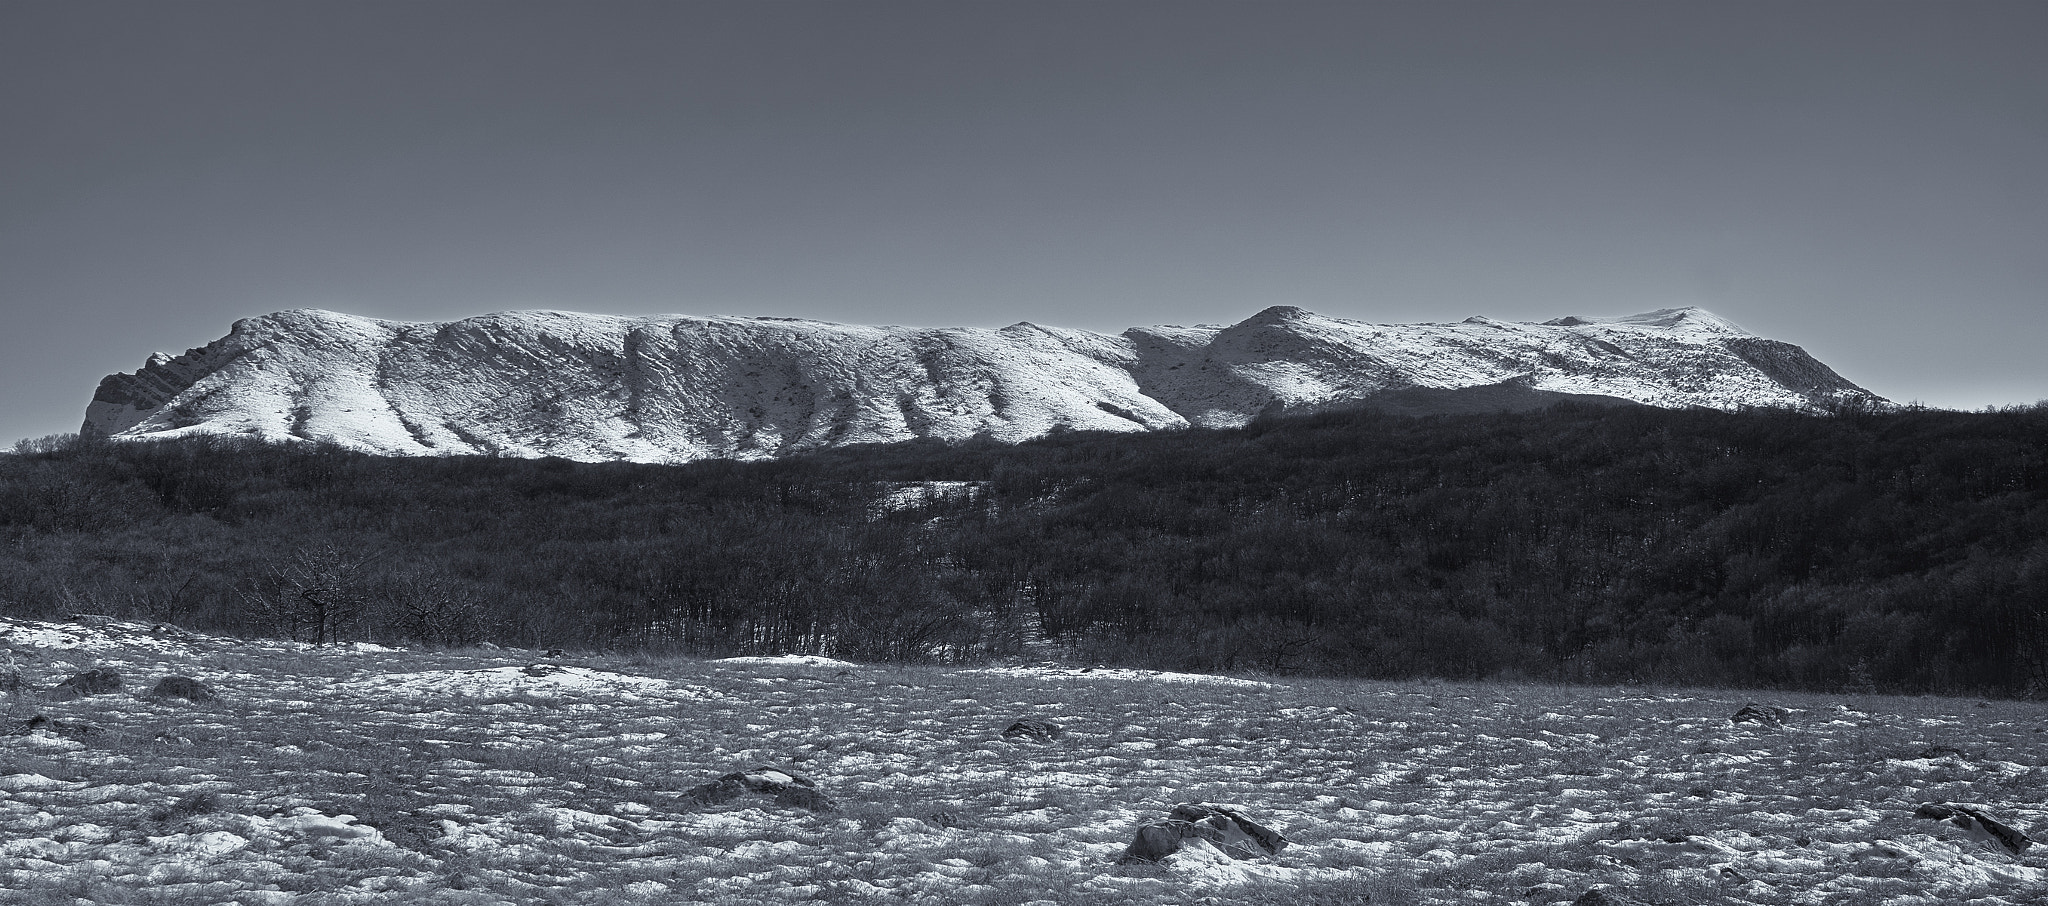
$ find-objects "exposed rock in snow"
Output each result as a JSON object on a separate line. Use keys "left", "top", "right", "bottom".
{"left": 1573, "top": 887, "right": 1647, "bottom": 906}
{"left": 1118, "top": 803, "right": 1287, "bottom": 864}
{"left": 683, "top": 767, "right": 836, "bottom": 811}
{"left": 48, "top": 668, "right": 122, "bottom": 701}
{"left": 6, "top": 714, "right": 104, "bottom": 740}
{"left": 1731, "top": 703, "right": 1791, "bottom": 727}
{"left": 142, "top": 675, "right": 217, "bottom": 703}
{"left": 1916, "top": 803, "right": 2034, "bottom": 858}
{"left": 83, "top": 306, "right": 1886, "bottom": 463}
{"left": 1001, "top": 719, "right": 1064, "bottom": 742}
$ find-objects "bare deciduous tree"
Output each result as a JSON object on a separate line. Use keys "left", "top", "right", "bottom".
{"left": 378, "top": 572, "right": 493, "bottom": 648}
{"left": 245, "top": 545, "right": 370, "bottom": 646}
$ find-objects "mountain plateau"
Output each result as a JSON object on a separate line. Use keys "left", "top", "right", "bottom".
{"left": 83, "top": 306, "right": 1882, "bottom": 462}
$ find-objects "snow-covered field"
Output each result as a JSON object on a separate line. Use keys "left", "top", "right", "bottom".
{"left": 2, "top": 616, "right": 2043, "bottom": 905}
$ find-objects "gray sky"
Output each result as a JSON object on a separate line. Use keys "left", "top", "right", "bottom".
{"left": 4, "top": 1, "right": 2045, "bottom": 447}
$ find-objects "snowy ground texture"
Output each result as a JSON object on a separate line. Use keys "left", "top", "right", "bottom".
{"left": 2, "top": 617, "right": 2044, "bottom": 905}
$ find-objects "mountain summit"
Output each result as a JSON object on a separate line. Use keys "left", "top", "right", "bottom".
{"left": 83, "top": 307, "right": 1882, "bottom": 462}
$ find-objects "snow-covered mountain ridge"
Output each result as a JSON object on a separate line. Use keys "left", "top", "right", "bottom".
{"left": 83, "top": 306, "right": 1883, "bottom": 463}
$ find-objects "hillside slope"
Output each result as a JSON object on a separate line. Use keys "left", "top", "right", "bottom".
{"left": 83, "top": 306, "right": 1882, "bottom": 462}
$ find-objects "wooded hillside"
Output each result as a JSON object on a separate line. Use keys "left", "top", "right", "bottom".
{"left": 5, "top": 402, "right": 2044, "bottom": 695}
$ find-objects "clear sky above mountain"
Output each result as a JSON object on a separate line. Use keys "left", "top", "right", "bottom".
{"left": 3, "top": 0, "right": 2044, "bottom": 447}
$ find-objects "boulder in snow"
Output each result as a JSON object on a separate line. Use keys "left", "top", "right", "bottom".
{"left": 683, "top": 767, "right": 836, "bottom": 811}
{"left": 1915, "top": 803, "right": 2032, "bottom": 857}
{"left": 1730, "top": 704, "right": 1789, "bottom": 727}
{"left": 1002, "top": 719, "right": 1063, "bottom": 742}
{"left": 1117, "top": 803, "right": 1286, "bottom": 864}
{"left": 48, "top": 668, "right": 122, "bottom": 701}
{"left": 144, "top": 675, "right": 218, "bottom": 704}
{"left": 6, "top": 713, "right": 103, "bottom": 739}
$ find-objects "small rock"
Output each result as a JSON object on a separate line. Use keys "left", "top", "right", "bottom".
{"left": 1574, "top": 887, "right": 1645, "bottom": 906}
{"left": 145, "top": 676, "right": 218, "bottom": 704}
{"left": 1730, "top": 704, "right": 1789, "bottom": 727}
{"left": 683, "top": 767, "right": 835, "bottom": 811}
{"left": 521, "top": 664, "right": 562, "bottom": 678}
{"left": 4, "top": 714, "right": 53, "bottom": 736}
{"left": 147, "top": 622, "right": 200, "bottom": 642}
{"left": 48, "top": 668, "right": 122, "bottom": 701}
{"left": 1001, "top": 719, "right": 1063, "bottom": 742}
{"left": 6, "top": 714, "right": 103, "bottom": 739}
{"left": 1117, "top": 803, "right": 1286, "bottom": 864}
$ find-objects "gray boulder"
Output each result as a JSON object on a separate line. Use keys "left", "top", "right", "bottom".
{"left": 1916, "top": 803, "right": 2032, "bottom": 857}
{"left": 7, "top": 713, "right": 103, "bottom": 739}
{"left": 48, "top": 668, "right": 122, "bottom": 701}
{"left": 1118, "top": 803, "right": 1286, "bottom": 864}
{"left": 145, "top": 676, "right": 217, "bottom": 703}
{"left": 683, "top": 767, "right": 835, "bottom": 811}
{"left": 1730, "top": 704, "right": 1790, "bottom": 727}
{"left": 1002, "top": 719, "right": 1063, "bottom": 742}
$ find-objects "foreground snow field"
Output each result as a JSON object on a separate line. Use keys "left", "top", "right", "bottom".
{"left": 2, "top": 617, "right": 2043, "bottom": 905}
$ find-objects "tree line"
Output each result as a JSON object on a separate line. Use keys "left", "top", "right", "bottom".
{"left": 4, "top": 400, "right": 2045, "bottom": 696}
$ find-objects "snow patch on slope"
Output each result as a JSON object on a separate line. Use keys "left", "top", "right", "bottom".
{"left": 335, "top": 665, "right": 679, "bottom": 699}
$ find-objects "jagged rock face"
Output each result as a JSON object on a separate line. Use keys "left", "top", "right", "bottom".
{"left": 83, "top": 306, "right": 1884, "bottom": 463}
